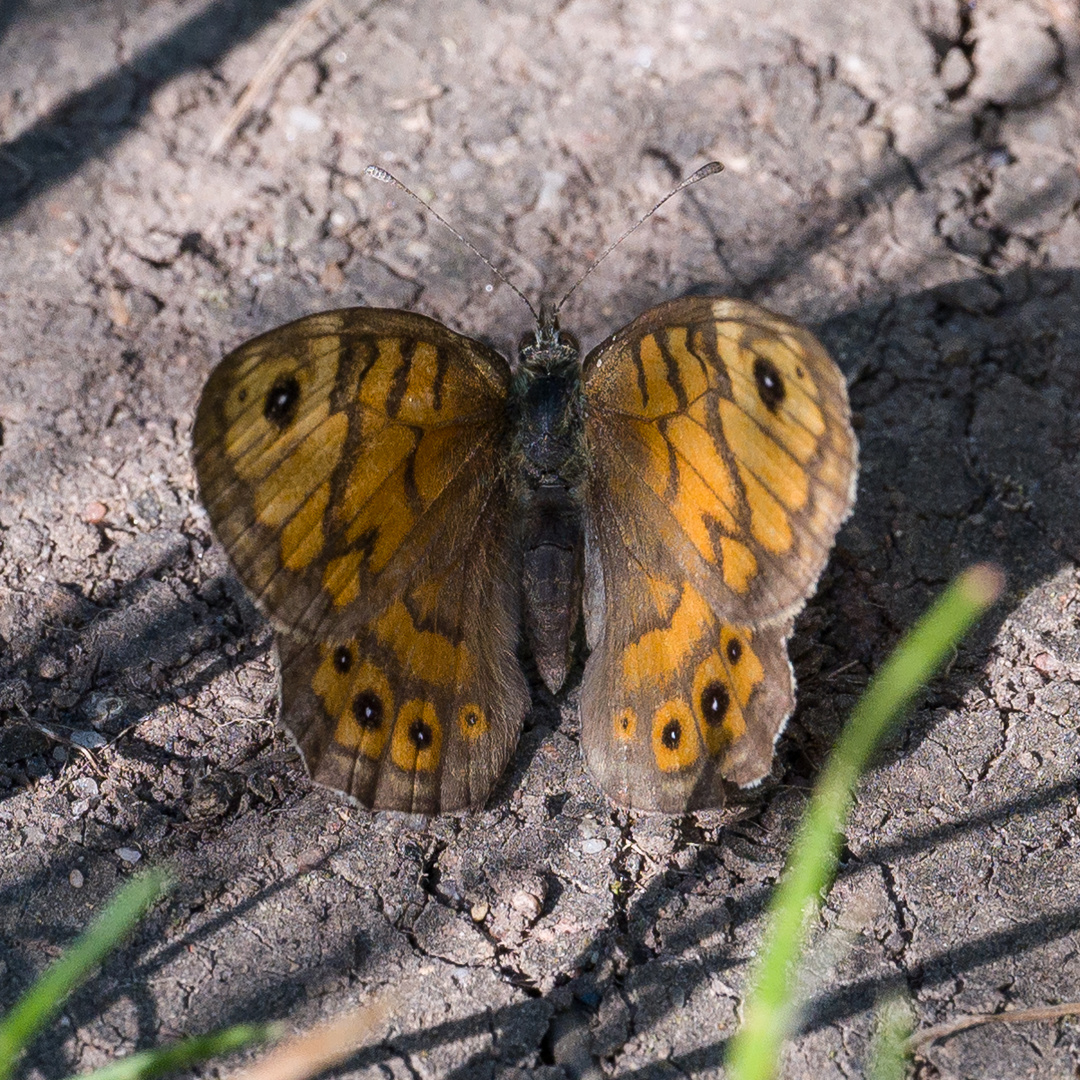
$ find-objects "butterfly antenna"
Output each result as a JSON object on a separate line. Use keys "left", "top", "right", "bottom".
{"left": 553, "top": 160, "right": 724, "bottom": 316}
{"left": 365, "top": 165, "right": 540, "bottom": 322}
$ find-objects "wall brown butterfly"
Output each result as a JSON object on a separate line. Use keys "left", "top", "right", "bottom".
{"left": 193, "top": 181, "right": 857, "bottom": 814}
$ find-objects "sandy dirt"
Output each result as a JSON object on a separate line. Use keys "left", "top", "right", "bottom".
{"left": 1, "top": 0, "right": 1079, "bottom": 1076}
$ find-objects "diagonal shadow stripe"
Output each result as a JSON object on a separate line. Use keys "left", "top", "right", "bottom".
{"left": 0, "top": 0, "right": 357, "bottom": 222}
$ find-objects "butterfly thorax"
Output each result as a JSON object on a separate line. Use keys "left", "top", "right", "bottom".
{"left": 512, "top": 309, "right": 586, "bottom": 695}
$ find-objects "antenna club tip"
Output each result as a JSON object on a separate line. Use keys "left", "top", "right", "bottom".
{"left": 688, "top": 161, "right": 724, "bottom": 182}
{"left": 365, "top": 165, "right": 393, "bottom": 183}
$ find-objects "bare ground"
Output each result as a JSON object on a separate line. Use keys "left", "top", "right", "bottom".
{"left": 1, "top": 0, "right": 1080, "bottom": 1077}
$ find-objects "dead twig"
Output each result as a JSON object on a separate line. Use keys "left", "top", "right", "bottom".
{"left": 909, "top": 1001, "right": 1080, "bottom": 1053}
{"left": 208, "top": 0, "right": 333, "bottom": 158}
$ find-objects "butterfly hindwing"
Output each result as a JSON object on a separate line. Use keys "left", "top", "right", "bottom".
{"left": 276, "top": 522, "right": 528, "bottom": 814}
{"left": 194, "top": 308, "right": 529, "bottom": 812}
{"left": 579, "top": 297, "right": 857, "bottom": 810}
{"left": 578, "top": 561, "right": 797, "bottom": 810}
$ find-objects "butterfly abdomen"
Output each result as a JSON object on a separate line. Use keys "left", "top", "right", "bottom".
{"left": 514, "top": 365, "right": 586, "bottom": 694}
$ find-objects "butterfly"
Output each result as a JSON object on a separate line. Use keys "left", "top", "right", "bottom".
{"left": 193, "top": 292, "right": 857, "bottom": 814}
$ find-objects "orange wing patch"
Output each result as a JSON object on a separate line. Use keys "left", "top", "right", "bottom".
{"left": 621, "top": 582, "right": 714, "bottom": 691}
{"left": 373, "top": 600, "right": 474, "bottom": 688}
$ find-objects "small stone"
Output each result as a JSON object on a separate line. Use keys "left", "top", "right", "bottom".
{"left": 1033, "top": 652, "right": 1062, "bottom": 676}
{"left": 938, "top": 46, "right": 971, "bottom": 94}
{"left": 83, "top": 693, "right": 124, "bottom": 727}
{"left": 116, "top": 847, "right": 142, "bottom": 864}
{"left": 70, "top": 730, "right": 108, "bottom": 749}
{"left": 70, "top": 799, "right": 90, "bottom": 818}
{"left": 0, "top": 679, "right": 30, "bottom": 710}
{"left": 581, "top": 837, "right": 608, "bottom": 855}
{"left": 37, "top": 654, "right": 65, "bottom": 680}
{"left": 69, "top": 869, "right": 84, "bottom": 888}
{"left": 511, "top": 890, "right": 543, "bottom": 922}
{"left": 81, "top": 501, "right": 108, "bottom": 524}
{"left": 470, "top": 901, "right": 490, "bottom": 922}
{"left": 71, "top": 776, "right": 99, "bottom": 798}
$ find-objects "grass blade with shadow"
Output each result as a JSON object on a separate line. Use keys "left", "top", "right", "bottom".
{"left": 0, "top": 869, "right": 171, "bottom": 1079}
{"left": 59, "top": 1023, "right": 280, "bottom": 1080}
{"left": 725, "top": 563, "right": 1006, "bottom": 1080}
{"left": 0, "top": 867, "right": 278, "bottom": 1080}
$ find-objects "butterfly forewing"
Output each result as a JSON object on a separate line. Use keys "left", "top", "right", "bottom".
{"left": 578, "top": 297, "right": 857, "bottom": 809}
{"left": 194, "top": 308, "right": 529, "bottom": 812}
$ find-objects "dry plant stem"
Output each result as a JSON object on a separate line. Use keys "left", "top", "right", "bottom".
{"left": 908, "top": 1002, "right": 1080, "bottom": 1053}
{"left": 208, "top": 0, "right": 333, "bottom": 157}
{"left": 228, "top": 994, "right": 395, "bottom": 1080}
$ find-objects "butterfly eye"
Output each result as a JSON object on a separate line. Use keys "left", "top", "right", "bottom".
{"left": 753, "top": 357, "right": 785, "bottom": 413}
{"left": 264, "top": 376, "right": 301, "bottom": 426}
{"left": 352, "top": 690, "right": 384, "bottom": 731}
{"left": 700, "top": 682, "right": 731, "bottom": 726}
{"left": 726, "top": 638, "right": 742, "bottom": 664}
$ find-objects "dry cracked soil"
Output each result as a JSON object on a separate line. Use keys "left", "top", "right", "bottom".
{"left": 2, "top": 0, "right": 1080, "bottom": 1077}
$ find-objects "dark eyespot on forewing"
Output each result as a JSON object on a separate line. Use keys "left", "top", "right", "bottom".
{"left": 264, "top": 376, "right": 301, "bottom": 426}
{"left": 753, "top": 357, "right": 785, "bottom": 413}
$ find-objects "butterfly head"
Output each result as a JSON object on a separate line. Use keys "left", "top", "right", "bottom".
{"left": 518, "top": 303, "right": 580, "bottom": 376}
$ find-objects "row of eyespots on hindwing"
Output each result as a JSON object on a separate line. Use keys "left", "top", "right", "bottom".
{"left": 613, "top": 626, "right": 760, "bottom": 773}
{"left": 311, "top": 642, "right": 490, "bottom": 775}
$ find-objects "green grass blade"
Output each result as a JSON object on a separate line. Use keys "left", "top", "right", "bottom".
{"left": 866, "top": 992, "right": 915, "bottom": 1080}
{"left": 0, "top": 868, "right": 172, "bottom": 1080}
{"left": 61, "top": 1022, "right": 282, "bottom": 1080}
{"left": 725, "top": 564, "right": 1004, "bottom": 1080}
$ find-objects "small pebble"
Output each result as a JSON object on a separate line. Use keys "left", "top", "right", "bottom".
{"left": 37, "top": 654, "right": 64, "bottom": 680}
{"left": 83, "top": 693, "right": 124, "bottom": 726}
{"left": 70, "top": 730, "right": 108, "bottom": 749}
{"left": 70, "top": 799, "right": 90, "bottom": 818}
{"left": 69, "top": 869, "right": 84, "bottom": 888}
{"left": 117, "top": 847, "right": 142, "bottom": 864}
{"left": 470, "top": 901, "right": 489, "bottom": 922}
{"left": 82, "top": 501, "right": 108, "bottom": 524}
{"left": 581, "top": 837, "right": 608, "bottom": 854}
{"left": 71, "top": 776, "right": 99, "bottom": 798}
{"left": 1033, "top": 652, "right": 1061, "bottom": 675}
{"left": 511, "top": 891, "right": 543, "bottom": 921}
